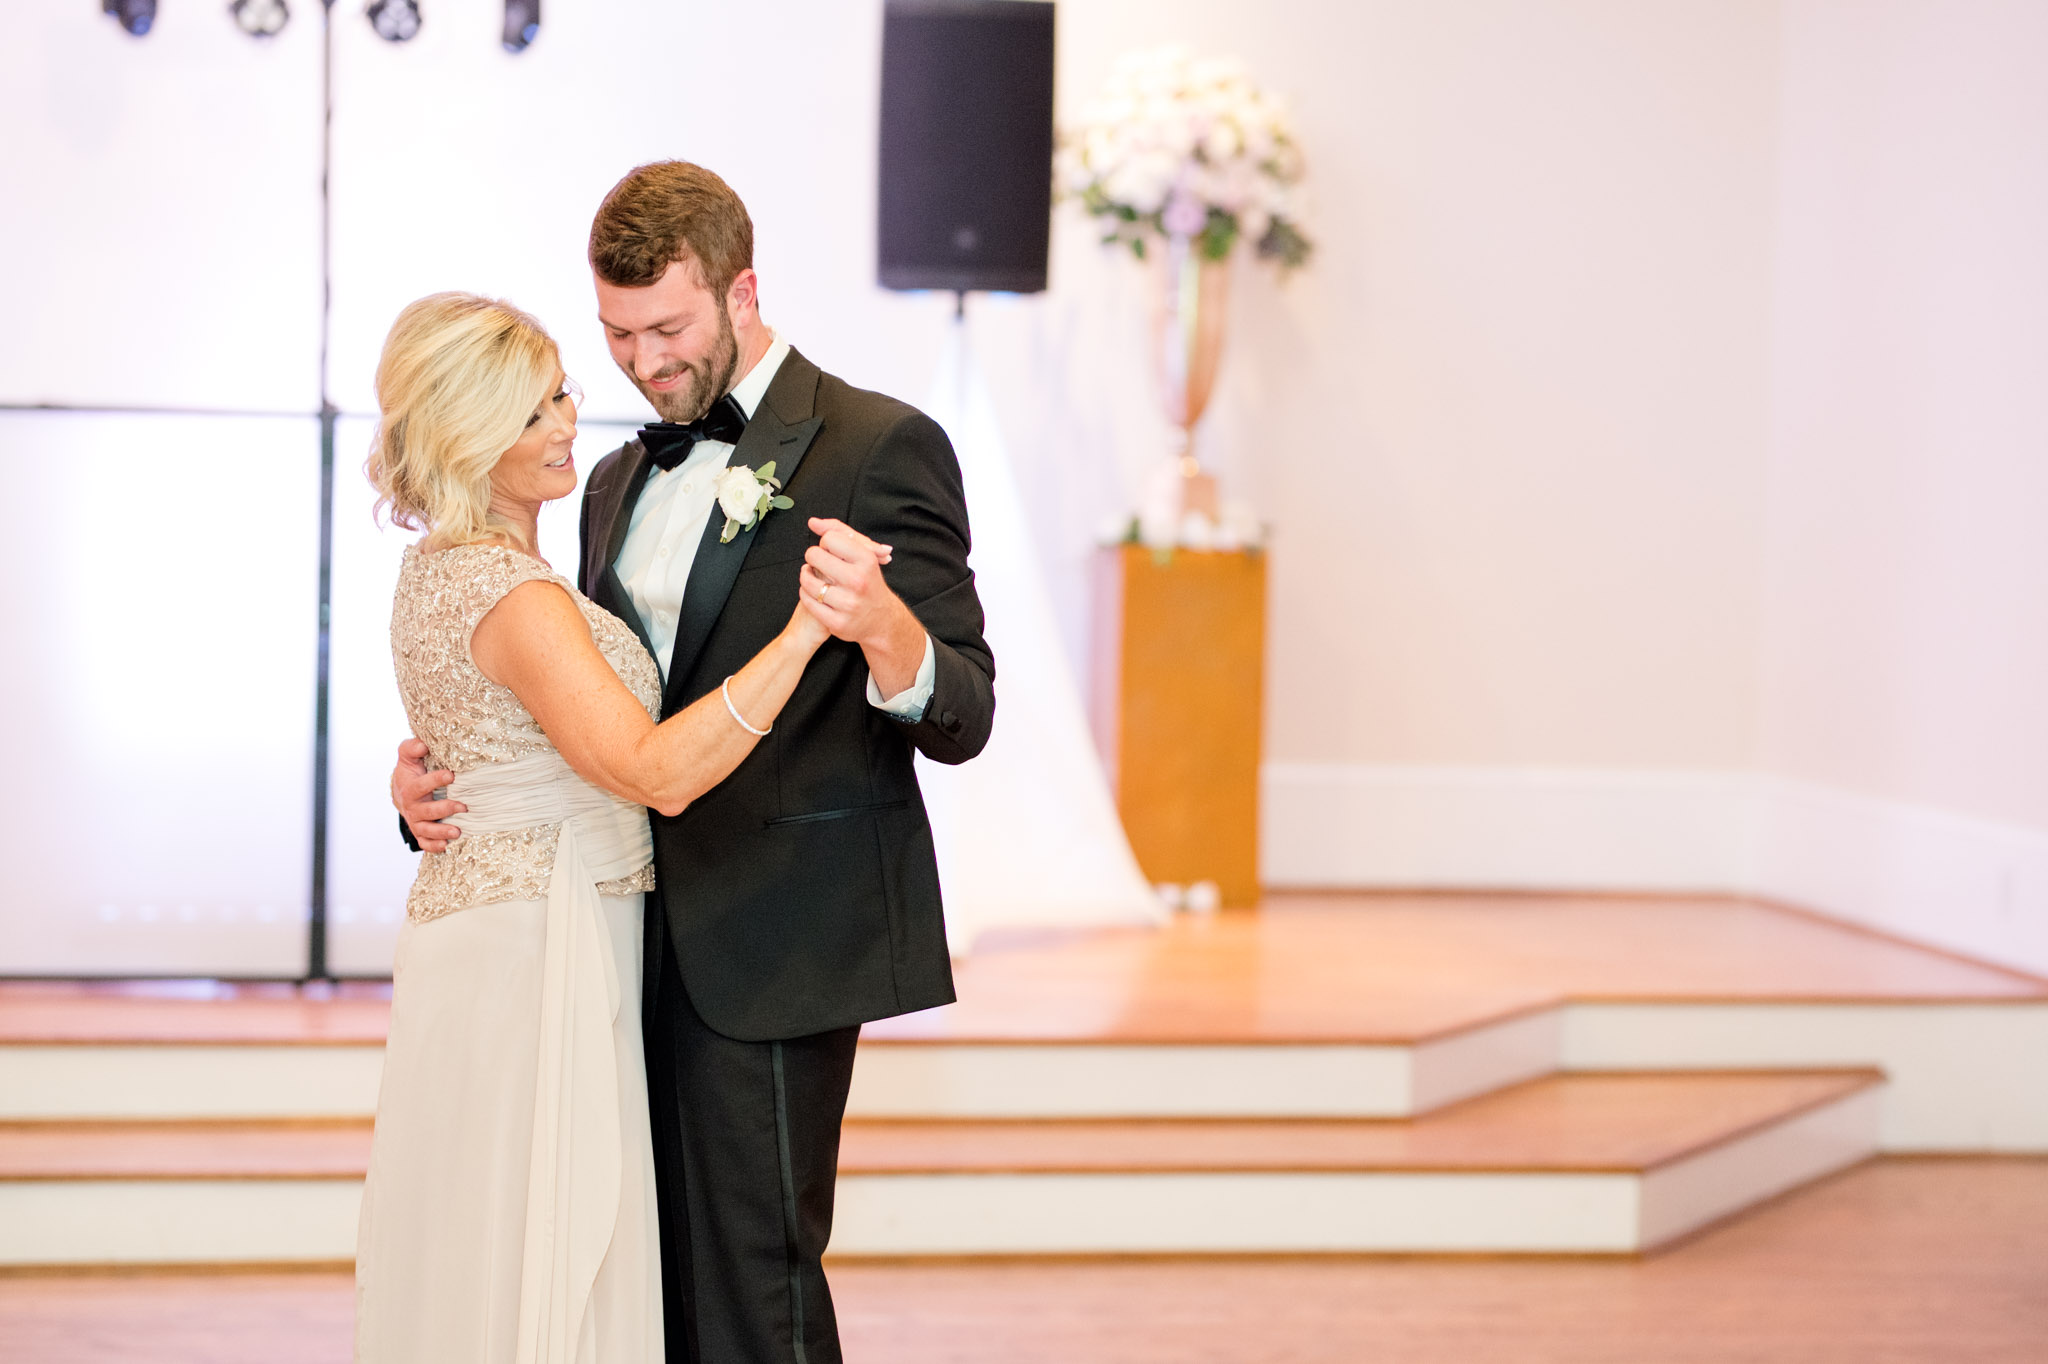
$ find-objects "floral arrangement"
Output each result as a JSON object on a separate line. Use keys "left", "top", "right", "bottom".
{"left": 1057, "top": 47, "right": 1313, "bottom": 270}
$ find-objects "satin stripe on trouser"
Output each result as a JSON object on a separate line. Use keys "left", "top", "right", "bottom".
{"left": 644, "top": 919, "right": 861, "bottom": 1364}
{"left": 447, "top": 751, "right": 655, "bottom": 1364}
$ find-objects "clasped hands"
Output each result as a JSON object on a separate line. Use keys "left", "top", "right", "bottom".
{"left": 393, "top": 517, "right": 913, "bottom": 851}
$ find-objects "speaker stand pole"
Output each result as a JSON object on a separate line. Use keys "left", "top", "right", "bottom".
{"left": 304, "top": 0, "right": 339, "bottom": 990}
{"left": 954, "top": 289, "right": 967, "bottom": 322}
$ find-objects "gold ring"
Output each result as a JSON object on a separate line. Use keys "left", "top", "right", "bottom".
{"left": 818, "top": 582, "right": 831, "bottom": 603}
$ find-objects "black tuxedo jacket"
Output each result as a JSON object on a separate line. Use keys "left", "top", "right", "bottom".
{"left": 578, "top": 346, "right": 993, "bottom": 1041}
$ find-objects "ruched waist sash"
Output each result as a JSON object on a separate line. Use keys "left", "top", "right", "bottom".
{"left": 446, "top": 752, "right": 653, "bottom": 1364}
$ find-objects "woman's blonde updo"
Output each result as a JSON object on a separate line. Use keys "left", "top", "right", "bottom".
{"left": 366, "top": 292, "right": 560, "bottom": 550}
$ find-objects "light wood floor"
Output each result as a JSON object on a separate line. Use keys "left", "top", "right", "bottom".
{"left": 3, "top": 1158, "right": 2041, "bottom": 1363}
{"left": 869, "top": 891, "right": 2048, "bottom": 1043}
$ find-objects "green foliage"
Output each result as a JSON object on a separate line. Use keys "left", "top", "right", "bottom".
{"left": 1256, "top": 217, "right": 1314, "bottom": 270}
{"left": 1198, "top": 207, "right": 1240, "bottom": 262}
{"left": 1076, "top": 193, "right": 1310, "bottom": 275}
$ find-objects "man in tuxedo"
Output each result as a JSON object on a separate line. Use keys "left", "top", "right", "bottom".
{"left": 394, "top": 160, "right": 994, "bottom": 1363}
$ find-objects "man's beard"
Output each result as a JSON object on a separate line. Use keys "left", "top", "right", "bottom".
{"left": 637, "top": 304, "right": 740, "bottom": 423}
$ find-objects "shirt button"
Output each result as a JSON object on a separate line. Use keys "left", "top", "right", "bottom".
{"left": 682, "top": 483, "right": 694, "bottom": 494}
{"left": 658, "top": 546, "right": 671, "bottom": 558}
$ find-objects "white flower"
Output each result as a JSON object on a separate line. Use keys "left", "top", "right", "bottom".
{"left": 1200, "top": 160, "right": 1259, "bottom": 214}
{"left": 1202, "top": 119, "right": 1243, "bottom": 163}
{"left": 1104, "top": 160, "right": 1169, "bottom": 215}
{"left": 1084, "top": 126, "right": 1119, "bottom": 171}
{"left": 716, "top": 465, "right": 767, "bottom": 524}
{"left": 1062, "top": 43, "right": 1313, "bottom": 269}
{"left": 713, "top": 460, "right": 795, "bottom": 544}
{"left": 1217, "top": 499, "right": 1265, "bottom": 550}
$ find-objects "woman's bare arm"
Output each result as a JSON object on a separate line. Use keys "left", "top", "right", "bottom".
{"left": 470, "top": 580, "right": 828, "bottom": 816}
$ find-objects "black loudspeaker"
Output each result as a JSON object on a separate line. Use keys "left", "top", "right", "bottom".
{"left": 878, "top": 0, "right": 1056, "bottom": 294}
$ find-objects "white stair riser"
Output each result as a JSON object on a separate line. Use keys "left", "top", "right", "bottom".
{"left": 850, "top": 1044, "right": 1417, "bottom": 1119}
{"left": 0, "top": 1180, "right": 361, "bottom": 1267}
{"left": 849, "top": 1012, "right": 1563, "bottom": 1120}
{"left": 830, "top": 1170, "right": 1644, "bottom": 1255}
{"left": 1564, "top": 1003, "right": 2048, "bottom": 1151}
{"left": 1412, "top": 1008, "right": 1561, "bottom": 1112}
{"left": 1637, "top": 1084, "right": 1882, "bottom": 1248}
{"left": 0, "top": 1046, "right": 385, "bottom": 1121}
{"left": 0, "top": 1171, "right": 1644, "bottom": 1262}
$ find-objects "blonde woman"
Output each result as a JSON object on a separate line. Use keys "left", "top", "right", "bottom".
{"left": 353, "top": 293, "right": 863, "bottom": 1363}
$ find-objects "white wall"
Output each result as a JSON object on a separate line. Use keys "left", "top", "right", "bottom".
{"left": 1266, "top": 0, "right": 2048, "bottom": 976}
{"left": 1753, "top": 0, "right": 2048, "bottom": 968}
{"left": 1763, "top": 0, "right": 2048, "bottom": 831}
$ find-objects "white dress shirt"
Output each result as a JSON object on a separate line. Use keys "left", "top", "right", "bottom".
{"left": 614, "top": 333, "right": 936, "bottom": 718}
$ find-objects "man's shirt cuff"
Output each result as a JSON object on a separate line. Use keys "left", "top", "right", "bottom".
{"left": 866, "top": 633, "right": 937, "bottom": 722}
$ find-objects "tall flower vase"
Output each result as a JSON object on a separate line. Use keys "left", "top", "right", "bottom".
{"left": 1151, "top": 238, "right": 1231, "bottom": 523}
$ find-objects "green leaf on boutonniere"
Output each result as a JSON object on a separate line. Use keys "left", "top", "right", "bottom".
{"left": 769, "top": 495, "right": 794, "bottom": 510}
{"left": 756, "top": 460, "right": 778, "bottom": 482}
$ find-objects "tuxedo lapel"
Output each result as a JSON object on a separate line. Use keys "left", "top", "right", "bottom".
{"left": 661, "top": 350, "right": 824, "bottom": 710}
{"left": 587, "top": 442, "right": 658, "bottom": 657}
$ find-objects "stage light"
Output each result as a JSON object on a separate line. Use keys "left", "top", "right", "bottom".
{"left": 502, "top": 0, "right": 539, "bottom": 53}
{"left": 366, "top": 0, "right": 421, "bottom": 42}
{"left": 101, "top": 0, "right": 157, "bottom": 36}
{"left": 229, "top": 0, "right": 290, "bottom": 37}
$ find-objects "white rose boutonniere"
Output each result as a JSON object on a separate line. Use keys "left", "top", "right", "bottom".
{"left": 713, "top": 461, "right": 795, "bottom": 544}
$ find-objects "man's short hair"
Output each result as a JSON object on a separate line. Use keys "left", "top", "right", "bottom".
{"left": 588, "top": 160, "right": 754, "bottom": 297}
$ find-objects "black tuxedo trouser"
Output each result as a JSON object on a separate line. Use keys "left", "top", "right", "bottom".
{"left": 644, "top": 902, "right": 860, "bottom": 1364}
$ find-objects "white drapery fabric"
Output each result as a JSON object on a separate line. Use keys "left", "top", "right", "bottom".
{"left": 917, "top": 322, "right": 1166, "bottom": 953}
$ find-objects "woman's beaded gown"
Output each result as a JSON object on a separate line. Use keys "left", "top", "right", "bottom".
{"left": 355, "top": 543, "right": 663, "bottom": 1364}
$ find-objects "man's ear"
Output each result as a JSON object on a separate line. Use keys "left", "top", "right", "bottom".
{"left": 727, "top": 268, "right": 760, "bottom": 325}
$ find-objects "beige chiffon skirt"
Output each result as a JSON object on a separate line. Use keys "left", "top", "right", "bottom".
{"left": 354, "top": 891, "right": 662, "bottom": 1363}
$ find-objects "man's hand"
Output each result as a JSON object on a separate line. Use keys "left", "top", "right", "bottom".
{"left": 799, "top": 517, "right": 925, "bottom": 698}
{"left": 393, "top": 737, "right": 465, "bottom": 854}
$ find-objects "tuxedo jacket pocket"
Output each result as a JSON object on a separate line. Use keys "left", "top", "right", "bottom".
{"left": 735, "top": 511, "right": 816, "bottom": 573}
{"left": 733, "top": 557, "right": 802, "bottom": 577}
{"left": 762, "top": 799, "right": 910, "bottom": 829}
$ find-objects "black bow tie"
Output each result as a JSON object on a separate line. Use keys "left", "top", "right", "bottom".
{"left": 639, "top": 394, "right": 748, "bottom": 472}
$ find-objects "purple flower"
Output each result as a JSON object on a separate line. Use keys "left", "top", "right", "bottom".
{"left": 1162, "top": 192, "right": 1208, "bottom": 238}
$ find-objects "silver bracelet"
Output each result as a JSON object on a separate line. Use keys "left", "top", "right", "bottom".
{"left": 721, "top": 676, "right": 772, "bottom": 737}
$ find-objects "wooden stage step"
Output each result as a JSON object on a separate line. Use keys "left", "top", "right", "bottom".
{"left": 835, "top": 1072, "right": 1877, "bottom": 1174}
{"left": 4, "top": 894, "right": 2040, "bottom": 1145}
{"left": 7, "top": 895, "right": 2034, "bottom": 1050}
{"left": 0, "top": 1072, "right": 1885, "bottom": 1262}
{"left": 833, "top": 1070, "right": 1886, "bottom": 1255}
{"left": 0, "top": 1120, "right": 372, "bottom": 1181}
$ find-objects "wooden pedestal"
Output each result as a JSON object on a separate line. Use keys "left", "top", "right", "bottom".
{"left": 1090, "top": 544, "right": 1267, "bottom": 907}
